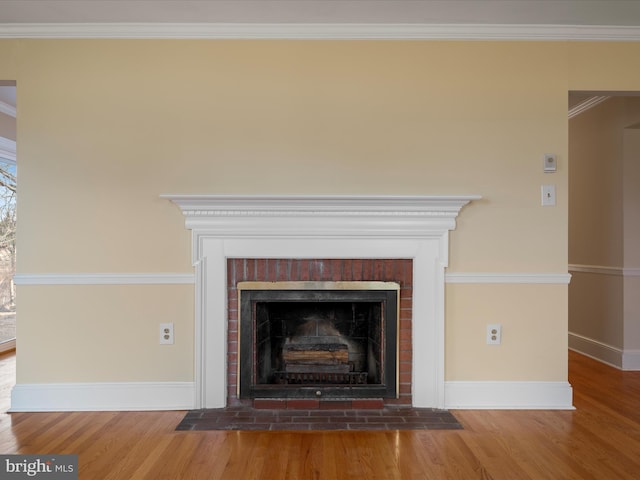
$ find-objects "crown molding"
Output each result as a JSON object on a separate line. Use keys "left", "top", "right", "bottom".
{"left": 0, "top": 101, "right": 16, "bottom": 118}
{"left": 568, "top": 96, "right": 611, "bottom": 119}
{"left": 1, "top": 23, "right": 640, "bottom": 40}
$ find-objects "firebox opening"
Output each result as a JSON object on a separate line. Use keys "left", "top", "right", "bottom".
{"left": 238, "top": 282, "right": 399, "bottom": 400}
{"left": 257, "top": 301, "right": 383, "bottom": 386}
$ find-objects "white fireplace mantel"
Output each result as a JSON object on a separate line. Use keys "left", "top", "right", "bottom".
{"left": 163, "top": 194, "right": 479, "bottom": 409}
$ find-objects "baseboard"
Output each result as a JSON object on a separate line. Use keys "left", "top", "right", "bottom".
{"left": 445, "top": 381, "right": 574, "bottom": 410}
{"left": 568, "top": 332, "right": 623, "bottom": 369}
{"left": 622, "top": 350, "right": 640, "bottom": 371}
{"left": 10, "top": 382, "right": 195, "bottom": 412}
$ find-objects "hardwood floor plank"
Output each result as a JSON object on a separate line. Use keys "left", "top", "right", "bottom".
{"left": 1, "top": 350, "right": 639, "bottom": 479}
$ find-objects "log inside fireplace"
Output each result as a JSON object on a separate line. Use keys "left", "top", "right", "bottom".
{"left": 238, "top": 282, "right": 399, "bottom": 400}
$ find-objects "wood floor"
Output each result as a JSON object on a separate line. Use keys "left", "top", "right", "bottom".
{"left": 1, "top": 350, "right": 639, "bottom": 479}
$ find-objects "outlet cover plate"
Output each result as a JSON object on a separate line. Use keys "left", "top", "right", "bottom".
{"left": 160, "top": 322, "right": 174, "bottom": 345}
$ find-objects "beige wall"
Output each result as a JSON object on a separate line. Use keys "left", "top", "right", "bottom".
{"left": 623, "top": 128, "right": 640, "bottom": 353}
{"left": 16, "top": 285, "right": 194, "bottom": 382}
{"left": 0, "top": 39, "right": 638, "bottom": 385}
{"left": 569, "top": 99, "right": 624, "bottom": 267}
{"left": 569, "top": 97, "right": 640, "bottom": 366}
{"left": 446, "top": 284, "right": 568, "bottom": 381}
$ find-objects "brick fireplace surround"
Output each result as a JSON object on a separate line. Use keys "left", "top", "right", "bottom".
{"left": 163, "top": 194, "right": 478, "bottom": 410}
{"left": 226, "top": 258, "right": 413, "bottom": 408}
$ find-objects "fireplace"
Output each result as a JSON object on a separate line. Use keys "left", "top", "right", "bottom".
{"left": 238, "top": 281, "right": 399, "bottom": 400}
{"left": 162, "top": 194, "right": 479, "bottom": 409}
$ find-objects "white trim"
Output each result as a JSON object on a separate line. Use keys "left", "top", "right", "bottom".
{"left": 445, "top": 272, "right": 571, "bottom": 284}
{"left": 12, "top": 271, "right": 576, "bottom": 286}
{"left": 9, "top": 382, "right": 195, "bottom": 412}
{"left": 569, "top": 264, "right": 622, "bottom": 276}
{"left": 569, "top": 333, "right": 640, "bottom": 371}
{"left": 0, "top": 101, "right": 16, "bottom": 118}
{"left": 445, "top": 381, "right": 574, "bottom": 410}
{"left": 161, "top": 193, "right": 479, "bottom": 217}
{"left": 13, "top": 273, "right": 195, "bottom": 285}
{"left": 569, "top": 264, "right": 640, "bottom": 277}
{"left": 568, "top": 332, "right": 623, "bottom": 369}
{"left": 568, "top": 96, "right": 610, "bottom": 119}
{"left": 622, "top": 350, "right": 640, "bottom": 371}
{"left": 164, "top": 194, "right": 479, "bottom": 409}
{"left": 0, "top": 137, "right": 16, "bottom": 164}
{"left": 1, "top": 23, "right": 640, "bottom": 41}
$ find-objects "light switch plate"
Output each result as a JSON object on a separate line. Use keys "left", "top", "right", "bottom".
{"left": 541, "top": 185, "right": 556, "bottom": 206}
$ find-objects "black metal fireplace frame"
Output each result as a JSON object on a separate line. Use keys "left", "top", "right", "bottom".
{"left": 238, "top": 283, "right": 399, "bottom": 400}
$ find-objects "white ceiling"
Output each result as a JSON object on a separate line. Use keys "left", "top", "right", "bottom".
{"left": 1, "top": 0, "right": 640, "bottom": 26}
{"left": 0, "top": 0, "right": 639, "bottom": 26}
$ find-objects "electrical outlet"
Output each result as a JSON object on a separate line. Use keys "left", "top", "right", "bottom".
{"left": 160, "top": 323, "right": 174, "bottom": 345}
{"left": 487, "top": 324, "right": 501, "bottom": 345}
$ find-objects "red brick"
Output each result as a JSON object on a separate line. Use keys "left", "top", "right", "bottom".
{"left": 227, "top": 303, "right": 238, "bottom": 314}
{"left": 256, "top": 259, "right": 266, "bottom": 281}
{"left": 400, "top": 319, "right": 412, "bottom": 331}
{"left": 392, "top": 259, "right": 404, "bottom": 283}
{"left": 299, "top": 259, "right": 310, "bottom": 281}
{"left": 371, "top": 260, "right": 382, "bottom": 280}
{"left": 331, "top": 259, "right": 343, "bottom": 281}
{"left": 245, "top": 259, "right": 255, "bottom": 281}
{"left": 400, "top": 297, "right": 413, "bottom": 309}
{"left": 342, "top": 259, "right": 353, "bottom": 280}
{"left": 363, "top": 259, "right": 374, "bottom": 280}
{"left": 277, "top": 259, "right": 289, "bottom": 281}
{"left": 322, "top": 260, "right": 331, "bottom": 280}
{"left": 308, "top": 260, "right": 323, "bottom": 281}
{"left": 287, "top": 399, "right": 320, "bottom": 409}
{"left": 254, "top": 399, "right": 287, "bottom": 409}
{"left": 352, "top": 259, "right": 363, "bottom": 280}
{"left": 321, "top": 259, "right": 332, "bottom": 281}
{"left": 399, "top": 371, "right": 412, "bottom": 384}
{"left": 399, "top": 383, "right": 412, "bottom": 394}
{"left": 319, "top": 400, "right": 353, "bottom": 410}
{"left": 352, "top": 398, "right": 384, "bottom": 409}
{"left": 227, "top": 321, "right": 238, "bottom": 333}
{"left": 383, "top": 259, "right": 396, "bottom": 281}
{"left": 226, "top": 259, "right": 234, "bottom": 287}
{"left": 237, "top": 259, "right": 246, "bottom": 284}
{"left": 403, "top": 259, "right": 413, "bottom": 286}
{"left": 266, "top": 259, "right": 277, "bottom": 281}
